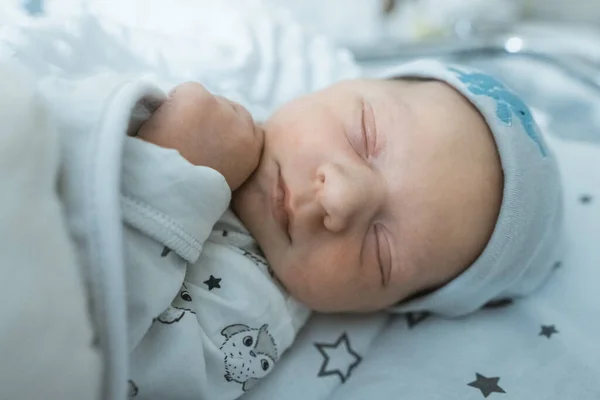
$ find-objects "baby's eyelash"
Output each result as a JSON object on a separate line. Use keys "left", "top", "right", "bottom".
{"left": 361, "top": 99, "right": 369, "bottom": 155}
{"left": 361, "top": 99, "right": 378, "bottom": 158}
{"left": 372, "top": 225, "right": 384, "bottom": 286}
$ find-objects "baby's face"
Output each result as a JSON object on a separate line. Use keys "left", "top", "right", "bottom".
{"left": 233, "top": 79, "right": 503, "bottom": 312}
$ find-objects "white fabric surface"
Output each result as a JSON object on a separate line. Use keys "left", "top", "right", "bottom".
{"left": 43, "top": 73, "right": 158, "bottom": 400}
{"left": 0, "top": 62, "right": 101, "bottom": 400}
{"left": 1, "top": 0, "right": 359, "bottom": 121}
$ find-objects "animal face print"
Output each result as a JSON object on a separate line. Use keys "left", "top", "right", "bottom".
{"left": 220, "top": 324, "right": 278, "bottom": 392}
{"left": 157, "top": 284, "right": 196, "bottom": 324}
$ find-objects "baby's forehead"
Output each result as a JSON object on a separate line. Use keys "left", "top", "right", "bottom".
{"left": 357, "top": 77, "right": 486, "bottom": 127}
{"left": 334, "top": 76, "right": 460, "bottom": 103}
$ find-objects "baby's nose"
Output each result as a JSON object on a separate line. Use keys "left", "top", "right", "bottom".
{"left": 315, "top": 162, "right": 381, "bottom": 232}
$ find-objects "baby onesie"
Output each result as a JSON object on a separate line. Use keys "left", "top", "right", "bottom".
{"left": 121, "top": 136, "right": 310, "bottom": 400}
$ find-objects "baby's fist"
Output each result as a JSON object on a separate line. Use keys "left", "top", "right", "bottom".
{"left": 137, "top": 82, "right": 263, "bottom": 191}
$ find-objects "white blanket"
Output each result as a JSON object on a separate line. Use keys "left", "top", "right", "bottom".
{"left": 1, "top": 0, "right": 358, "bottom": 121}
{"left": 2, "top": 1, "right": 599, "bottom": 399}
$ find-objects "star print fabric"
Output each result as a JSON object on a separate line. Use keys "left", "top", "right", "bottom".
{"left": 120, "top": 136, "right": 309, "bottom": 399}
{"left": 240, "top": 313, "right": 390, "bottom": 400}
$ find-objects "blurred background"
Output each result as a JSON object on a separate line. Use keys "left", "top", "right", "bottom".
{"left": 10, "top": 0, "right": 600, "bottom": 143}
{"left": 19, "top": 0, "right": 600, "bottom": 39}
{"left": 261, "top": 0, "right": 600, "bottom": 145}
{"left": 261, "top": 0, "right": 600, "bottom": 51}
{"left": 15, "top": 0, "right": 600, "bottom": 62}
{"left": 18, "top": 0, "right": 600, "bottom": 67}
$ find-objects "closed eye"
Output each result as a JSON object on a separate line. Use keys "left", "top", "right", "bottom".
{"left": 347, "top": 98, "right": 371, "bottom": 158}
{"left": 374, "top": 224, "right": 392, "bottom": 287}
{"left": 360, "top": 98, "right": 369, "bottom": 155}
{"left": 346, "top": 98, "right": 376, "bottom": 160}
{"left": 362, "top": 98, "right": 378, "bottom": 159}
{"left": 373, "top": 226, "right": 384, "bottom": 286}
{"left": 362, "top": 225, "right": 385, "bottom": 288}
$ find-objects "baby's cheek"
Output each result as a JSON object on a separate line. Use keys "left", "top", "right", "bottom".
{"left": 274, "top": 259, "right": 311, "bottom": 300}
{"left": 278, "top": 251, "right": 354, "bottom": 311}
{"left": 275, "top": 258, "right": 320, "bottom": 304}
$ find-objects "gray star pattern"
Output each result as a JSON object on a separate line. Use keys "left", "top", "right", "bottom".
{"left": 315, "top": 333, "right": 362, "bottom": 383}
{"left": 580, "top": 194, "right": 593, "bottom": 204}
{"left": 540, "top": 325, "right": 559, "bottom": 338}
{"left": 468, "top": 373, "right": 506, "bottom": 398}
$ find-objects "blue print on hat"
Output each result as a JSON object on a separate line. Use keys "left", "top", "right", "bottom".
{"left": 448, "top": 67, "right": 546, "bottom": 157}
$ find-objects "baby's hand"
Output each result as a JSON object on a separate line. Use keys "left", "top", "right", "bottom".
{"left": 137, "top": 82, "right": 264, "bottom": 191}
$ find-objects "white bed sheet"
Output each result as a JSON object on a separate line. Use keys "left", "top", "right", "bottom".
{"left": 2, "top": 1, "right": 599, "bottom": 399}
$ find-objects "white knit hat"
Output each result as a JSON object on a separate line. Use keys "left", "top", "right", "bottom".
{"left": 377, "top": 59, "right": 564, "bottom": 317}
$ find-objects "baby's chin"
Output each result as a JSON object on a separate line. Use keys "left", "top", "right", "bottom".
{"left": 230, "top": 183, "right": 253, "bottom": 229}
{"left": 231, "top": 136, "right": 275, "bottom": 234}
{"left": 231, "top": 170, "right": 271, "bottom": 246}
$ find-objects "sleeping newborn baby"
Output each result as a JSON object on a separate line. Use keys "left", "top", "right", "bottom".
{"left": 121, "top": 60, "right": 562, "bottom": 398}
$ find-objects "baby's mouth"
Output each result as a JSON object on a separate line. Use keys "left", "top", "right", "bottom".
{"left": 273, "top": 163, "right": 292, "bottom": 242}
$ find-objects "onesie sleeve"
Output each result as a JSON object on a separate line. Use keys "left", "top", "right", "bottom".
{"left": 120, "top": 136, "right": 231, "bottom": 350}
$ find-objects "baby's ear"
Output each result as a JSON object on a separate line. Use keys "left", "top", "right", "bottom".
{"left": 221, "top": 324, "right": 250, "bottom": 338}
